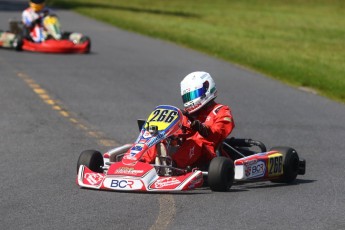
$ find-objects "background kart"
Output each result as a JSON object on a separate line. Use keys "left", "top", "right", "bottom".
{"left": 0, "top": 15, "right": 90, "bottom": 53}
{"left": 76, "top": 105, "right": 306, "bottom": 192}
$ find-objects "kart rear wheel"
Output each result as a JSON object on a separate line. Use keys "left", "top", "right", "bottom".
{"left": 13, "top": 35, "right": 23, "bottom": 51}
{"left": 81, "top": 36, "right": 91, "bottom": 53}
{"left": 269, "top": 147, "right": 299, "bottom": 183}
{"left": 61, "top": 32, "right": 71, "bottom": 39}
{"left": 208, "top": 157, "right": 234, "bottom": 192}
{"left": 77, "top": 150, "right": 104, "bottom": 173}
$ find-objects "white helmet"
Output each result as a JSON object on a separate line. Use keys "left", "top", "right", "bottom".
{"left": 180, "top": 71, "right": 217, "bottom": 114}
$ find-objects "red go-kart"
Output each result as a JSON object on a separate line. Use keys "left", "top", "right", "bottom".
{"left": 1, "top": 15, "right": 90, "bottom": 53}
{"left": 76, "top": 105, "right": 306, "bottom": 192}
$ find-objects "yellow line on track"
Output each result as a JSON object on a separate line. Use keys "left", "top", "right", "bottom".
{"left": 14, "top": 70, "right": 175, "bottom": 230}
{"left": 150, "top": 195, "right": 176, "bottom": 230}
{"left": 16, "top": 71, "right": 119, "bottom": 148}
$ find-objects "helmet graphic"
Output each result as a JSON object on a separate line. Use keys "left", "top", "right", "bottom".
{"left": 30, "top": 0, "right": 45, "bottom": 12}
{"left": 180, "top": 71, "right": 217, "bottom": 114}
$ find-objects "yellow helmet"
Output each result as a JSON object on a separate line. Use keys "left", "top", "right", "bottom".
{"left": 29, "top": 0, "right": 45, "bottom": 12}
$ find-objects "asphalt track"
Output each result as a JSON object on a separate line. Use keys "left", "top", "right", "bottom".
{"left": 1, "top": 1, "right": 345, "bottom": 229}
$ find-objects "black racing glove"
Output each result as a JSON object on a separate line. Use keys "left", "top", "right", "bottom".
{"left": 191, "top": 120, "right": 210, "bottom": 137}
{"left": 182, "top": 110, "right": 194, "bottom": 122}
{"left": 34, "top": 17, "right": 42, "bottom": 25}
{"left": 29, "top": 17, "right": 42, "bottom": 30}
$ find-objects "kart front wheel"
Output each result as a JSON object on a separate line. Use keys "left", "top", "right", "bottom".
{"left": 208, "top": 157, "right": 234, "bottom": 192}
{"left": 269, "top": 147, "right": 299, "bottom": 183}
{"left": 77, "top": 150, "right": 104, "bottom": 173}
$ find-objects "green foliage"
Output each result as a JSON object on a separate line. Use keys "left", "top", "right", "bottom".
{"left": 49, "top": 0, "right": 345, "bottom": 103}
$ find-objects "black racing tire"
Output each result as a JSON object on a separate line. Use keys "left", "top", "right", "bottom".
{"left": 61, "top": 31, "right": 71, "bottom": 39}
{"left": 208, "top": 157, "right": 234, "bottom": 192}
{"left": 77, "top": 150, "right": 104, "bottom": 173}
{"left": 80, "top": 36, "right": 91, "bottom": 53}
{"left": 269, "top": 147, "right": 299, "bottom": 183}
{"left": 14, "top": 35, "right": 23, "bottom": 51}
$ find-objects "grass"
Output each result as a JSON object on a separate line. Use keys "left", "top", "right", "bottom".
{"left": 48, "top": 0, "right": 345, "bottom": 103}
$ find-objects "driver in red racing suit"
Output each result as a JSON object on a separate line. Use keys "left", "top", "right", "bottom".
{"left": 142, "top": 71, "right": 235, "bottom": 169}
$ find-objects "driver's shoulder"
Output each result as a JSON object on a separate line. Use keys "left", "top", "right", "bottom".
{"left": 211, "top": 103, "right": 230, "bottom": 115}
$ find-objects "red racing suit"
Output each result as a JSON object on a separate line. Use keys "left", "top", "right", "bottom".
{"left": 141, "top": 102, "right": 235, "bottom": 168}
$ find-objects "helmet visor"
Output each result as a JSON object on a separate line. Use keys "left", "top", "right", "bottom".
{"left": 182, "top": 87, "right": 205, "bottom": 103}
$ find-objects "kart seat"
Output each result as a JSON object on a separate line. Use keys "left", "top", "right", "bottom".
{"left": 9, "top": 20, "right": 23, "bottom": 35}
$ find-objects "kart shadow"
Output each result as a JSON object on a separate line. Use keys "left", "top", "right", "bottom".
{"left": 233, "top": 178, "right": 316, "bottom": 191}
{"left": 194, "top": 179, "right": 316, "bottom": 193}
{"left": 79, "top": 179, "right": 315, "bottom": 195}
{"left": 16, "top": 50, "right": 98, "bottom": 56}
{"left": 80, "top": 188, "right": 210, "bottom": 195}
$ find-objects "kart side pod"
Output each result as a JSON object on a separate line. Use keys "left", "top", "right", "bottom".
{"left": 234, "top": 147, "right": 305, "bottom": 183}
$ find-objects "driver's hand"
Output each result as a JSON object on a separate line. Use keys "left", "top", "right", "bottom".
{"left": 33, "top": 17, "right": 42, "bottom": 25}
{"left": 191, "top": 120, "right": 210, "bottom": 137}
{"left": 169, "top": 136, "right": 179, "bottom": 146}
{"left": 182, "top": 110, "right": 194, "bottom": 122}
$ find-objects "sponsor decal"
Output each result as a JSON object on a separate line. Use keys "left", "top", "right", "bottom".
{"left": 146, "top": 133, "right": 166, "bottom": 147}
{"left": 130, "top": 150, "right": 139, "bottom": 156}
{"left": 143, "top": 131, "right": 152, "bottom": 138}
{"left": 186, "top": 101, "right": 202, "bottom": 111}
{"left": 188, "top": 174, "right": 203, "bottom": 189}
{"left": 200, "top": 73, "right": 207, "bottom": 79}
{"left": 245, "top": 160, "right": 266, "bottom": 179}
{"left": 123, "top": 155, "right": 136, "bottom": 160}
{"left": 103, "top": 178, "right": 143, "bottom": 190}
{"left": 245, "top": 166, "right": 251, "bottom": 177}
{"left": 115, "top": 167, "right": 144, "bottom": 175}
{"left": 244, "top": 159, "right": 257, "bottom": 165}
{"left": 130, "top": 143, "right": 144, "bottom": 156}
{"left": 84, "top": 173, "right": 104, "bottom": 185}
{"left": 182, "top": 88, "right": 191, "bottom": 94}
{"left": 110, "top": 179, "right": 134, "bottom": 189}
{"left": 154, "top": 177, "right": 181, "bottom": 188}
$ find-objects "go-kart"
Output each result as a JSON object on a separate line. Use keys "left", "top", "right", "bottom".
{"left": 0, "top": 15, "right": 90, "bottom": 53}
{"left": 76, "top": 105, "right": 306, "bottom": 192}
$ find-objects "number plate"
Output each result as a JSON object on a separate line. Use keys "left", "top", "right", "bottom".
{"left": 146, "top": 107, "right": 179, "bottom": 131}
{"left": 268, "top": 153, "right": 283, "bottom": 177}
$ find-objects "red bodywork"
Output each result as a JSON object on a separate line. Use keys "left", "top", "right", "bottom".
{"left": 22, "top": 38, "right": 90, "bottom": 53}
{"left": 77, "top": 162, "right": 204, "bottom": 192}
